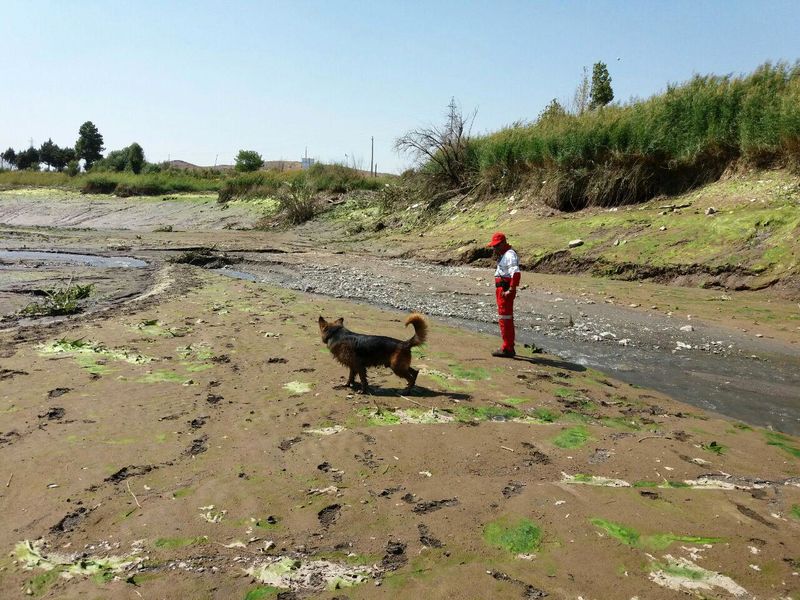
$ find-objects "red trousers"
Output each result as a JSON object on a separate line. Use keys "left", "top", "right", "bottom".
{"left": 495, "top": 285, "right": 516, "bottom": 351}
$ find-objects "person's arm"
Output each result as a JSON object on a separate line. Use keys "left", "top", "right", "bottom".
{"left": 504, "top": 251, "right": 521, "bottom": 296}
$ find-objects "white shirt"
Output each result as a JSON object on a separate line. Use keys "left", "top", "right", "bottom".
{"left": 494, "top": 248, "right": 520, "bottom": 278}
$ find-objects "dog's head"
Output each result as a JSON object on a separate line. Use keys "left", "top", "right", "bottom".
{"left": 318, "top": 316, "right": 344, "bottom": 343}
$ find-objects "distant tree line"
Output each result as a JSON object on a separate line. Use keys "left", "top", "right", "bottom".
{"left": 1, "top": 121, "right": 151, "bottom": 175}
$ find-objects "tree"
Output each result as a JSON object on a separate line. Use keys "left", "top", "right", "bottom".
{"left": 127, "top": 142, "right": 145, "bottom": 174}
{"left": 39, "top": 139, "right": 59, "bottom": 170}
{"left": 572, "top": 66, "right": 590, "bottom": 115}
{"left": 538, "top": 98, "right": 568, "bottom": 122}
{"left": 235, "top": 149, "right": 264, "bottom": 172}
{"left": 16, "top": 147, "right": 40, "bottom": 170}
{"left": 54, "top": 147, "right": 76, "bottom": 172}
{"left": 1, "top": 148, "right": 17, "bottom": 168}
{"left": 394, "top": 97, "right": 476, "bottom": 189}
{"left": 589, "top": 62, "right": 614, "bottom": 109}
{"left": 75, "top": 121, "right": 105, "bottom": 169}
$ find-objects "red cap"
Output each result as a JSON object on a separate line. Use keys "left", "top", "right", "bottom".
{"left": 487, "top": 232, "right": 507, "bottom": 247}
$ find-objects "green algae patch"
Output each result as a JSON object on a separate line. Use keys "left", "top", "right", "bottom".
{"left": 453, "top": 405, "right": 523, "bottom": 423}
{"left": 245, "top": 556, "right": 373, "bottom": 590}
{"left": 633, "top": 480, "right": 690, "bottom": 489}
{"left": 600, "top": 417, "right": 641, "bottom": 431}
{"left": 40, "top": 338, "right": 153, "bottom": 365}
{"left": 562, "top": 473, "right": 630, "bottom": 487}
{"left": 177, "top": 343, "right": 215, "bottom": 361}
{"left": 15, "top": 540, "right": 141, "bottom": 588}
{"left": 649, "top": 556, "right": 749, "bottom": 596}
{"left": 138, "top": 370, "right": 186, "bottom": 384}
{"left": 154, "top": 536, "right": 208, "bottom": 549}
{"left": 448, "top": 363, "right": 490, "bottom": 381}
{"left": 484, "top": 518, "right": 542, "bottom": 555}
{"left": 764, "top": 431, "right": 800, "bottom": 458}
{"left": 132, "top": 319, "right": 189, "bottom": 338}
{"left": 245, "top": 586, "right": 281, "bottom": 600}
{"left": 590, "top": 518, "right": 640, "bottom": 546}
{"left": 553, "top": 425, "right": 589, "bottom": 448}
{"left": 790, "top": 504, "right": 800, "bottom": 521}
{"left": 590, "top": 519, "right": 721, "bottom": 550}
{"left": 284, "top": 381, "right": 313, "bottom": 395}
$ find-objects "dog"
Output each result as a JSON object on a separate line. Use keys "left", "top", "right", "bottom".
{"left": 318, "top": 313, "right": 428, "bottom": 393}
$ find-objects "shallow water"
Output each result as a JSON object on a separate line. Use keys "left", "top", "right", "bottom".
{"left": 0, "top": 250, "right": 147, "bottom": 269}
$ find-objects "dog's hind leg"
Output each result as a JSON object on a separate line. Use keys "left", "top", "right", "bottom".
{"left": 357, "top": 367, "right": 369, "bottom": 394}
{"left": 404, "top": 366, "right": 419, "bottom": 391}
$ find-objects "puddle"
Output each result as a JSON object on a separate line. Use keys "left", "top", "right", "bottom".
{"left": 0, "top": 250, "right": 147, "bottom": 268}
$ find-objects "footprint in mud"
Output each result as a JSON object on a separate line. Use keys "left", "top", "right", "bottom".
{"left": 411, "top": 498, "right": 459, "bottom": 514}
{"left": 51, "top": 505, "right": 95, "bottom": 534}
{"left": 268, "top": 357, "right": 288, "bottom": 364}
{"left": 189, "top": 416, "right": 208, "bottom": 430}
{"left": 355, "top": 449, "right": 380, "bottom": 469}
{"left": 488, "top": 571, "right": 548, "bottom": 599}
{"left": 0, "top": 368, "right": 27, "bottom": 381}
{"left": 318, "top": 504, "right": 341, "bottom": 528}
{"left": 279, "top": 437, "right": 302, "bottom": 451}
{"left": 381, "top": 540, "right": 407, "bottom": 571}
{"left": 521, "top": 442, "right": 550, "bottom": 466}
{"left": 502, "top": 481, "right": 525, "bottom": 499}
{"left": 186, "top": 436, "right": 208, "bottom": 456}
{"left": 735, "top": 503, "right": 778, "bottom": 530}
{"left": 105, "top": 464, "right": 156, "bottom": 484}
{"left": 206, "top": 393, "right": 224, "bottom": 405}
{"left": 588, "top": 448, "right": 612, "bottom": 464}
{"left": 418, "top": 524, "right": 444, "bottom": 548}
{"left": 38, "top": 407, "right": 65, "bottom": 421}
{"left": 47, "top": 387, "right": 71, "bottom": 399}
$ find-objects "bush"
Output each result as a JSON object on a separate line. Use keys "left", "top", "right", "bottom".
{"left": 21, "top": 283, "right": 93, "bottom": 317}
{"left": 278, "top": 180, "right": 316, "bottom": 224}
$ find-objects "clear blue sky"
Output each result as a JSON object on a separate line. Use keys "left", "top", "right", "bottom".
{"left": 2, "top": 0, "right": 798, "bottom": 172}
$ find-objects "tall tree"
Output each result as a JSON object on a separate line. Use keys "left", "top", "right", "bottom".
{"left": 127, "top": 142, "right": 145, "bottom": 174}
{"left": 589, "top": 62, "right": 614, "bottom": 109}
{"left": 75, "top": 121, "right": 105, "bottom": 169}
{"left": 39, "top": 138, "right": 59, "bottom": 170}
{"left": 1, "top": 148, "right": 17, "bottom": 168}
{"left": 53, "top": 146, "right": 76, "bottom": 172}
{"left": 16, "top": 146, "right": 41, "bottom": 170}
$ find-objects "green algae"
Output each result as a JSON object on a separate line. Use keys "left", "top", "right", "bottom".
{"left": 702, "top": 441, "right": 727, "bottom": 455}
{"left": 484, "top": 518, "right": 542, "bottom": 554}
{"left": 283, "top": 381, "right": 313, "bottom": 395}
{"left": 590, "top": 519, "right": 721, "bottom": 549}
{"left": 453, "top": 405, "right": 522, "bottom": 423}
{"left": 40, "top": 338, "right": 153, "bottom": 365}
{"left": 244, "top": 586, "right": 281, "bottom": 600}
{"left": 503, "top": 397, "right": 529, "bottom": 406}
{"left": 790, "top": 504, "right": 800, "bottom": 520}
{"left": 532, "top": 408, "right": 559, "bottom": 422}
{"left": 138, "top": 370, "right": 186, "bottom": 383}
{"left": 552, "top": 425, "right": 589, "bottom": 448}
{"left": 154, "top": 536, "right": 208, "bottom": 549}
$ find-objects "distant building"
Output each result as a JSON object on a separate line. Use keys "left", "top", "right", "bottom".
{"left": 301, "top": 157, "right": 315, "bottom": 170}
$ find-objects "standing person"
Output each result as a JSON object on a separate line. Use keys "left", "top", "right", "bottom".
{"left": 488, "top": 232, "right": 520, "bottom": 357}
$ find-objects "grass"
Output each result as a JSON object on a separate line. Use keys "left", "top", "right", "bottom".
{"left": 590, "top": 518, "right": 721, "bottom": 549}
{"left": 20, "top": 283, "right": 93, "bottom": 317}
{"left": 462, "top": 62, "right": 800, "bottom": 209}
{"left": 154, "top": 536, "right": 208, "bottom": 549}
{"left": 764, "top": 431, "right": 800, "bottom": 458}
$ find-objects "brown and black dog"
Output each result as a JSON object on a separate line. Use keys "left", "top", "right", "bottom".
{"left": 318, "top": 313, "right": 428, "bottom": 393}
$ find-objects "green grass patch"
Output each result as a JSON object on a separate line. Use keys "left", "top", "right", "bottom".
{"left": 453, "top": 406, "right": 522, "bottom": 423}
{"left": 764, "top": 431, "right": 800, "bottom": 458}
{"left": 701, "top": 441, "right": 727, "bottom": 455}
{"left": 790, "top": 505, "right": 800, "bottom": 521}
{"left": 552, "top": 425, "right": 589, "bottom": 448}
{"left": 503, "top": 397, "right": 529, "bottom": 406}
{"left": 484, "top": 518, "right": 542, "bottom": 554}
{"left": 448, "top": 363, "right": 490, "bottom": 381}
{"left": 633, "top": 480, "right": 690, "bottom": 489}
{"left": 591, "top": 518, "right": 720, "bottom": 549}
{"left": 590, "top": 518, "right": 640, "bottom": 546}
{"left": 533, "top": 407, "right": 559, "bottom": 422}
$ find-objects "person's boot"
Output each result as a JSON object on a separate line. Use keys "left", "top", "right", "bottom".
{"left": 491, "top": 348, "right": 516, "bottom": 358}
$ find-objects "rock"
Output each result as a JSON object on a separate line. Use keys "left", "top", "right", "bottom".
{"left": 659, "top": 226, "right": 667, "bottom": 231}
{"left": 568, "top": 239, "right": 584, "bottom": 248}
{"left": 680, "top": 325, "right": 694, "bottom": 332}
{"left": 705, "top": 207, "right": 717, "bottom": 215}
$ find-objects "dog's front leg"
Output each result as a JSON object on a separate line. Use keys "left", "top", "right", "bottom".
{"left": 357, "top": 367, "right": 369, "bottom": 394}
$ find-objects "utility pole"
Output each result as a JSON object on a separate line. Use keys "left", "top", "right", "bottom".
{"left": 370, "top": 136, "right": 374, "bottom": 177}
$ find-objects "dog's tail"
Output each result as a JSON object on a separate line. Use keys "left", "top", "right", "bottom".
{"left": 404, "top": 313, "right": 428, "bottom": 347}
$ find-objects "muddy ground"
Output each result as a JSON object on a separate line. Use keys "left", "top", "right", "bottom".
{"left": 0, "top": 195, "right": 799, "bottom": 599}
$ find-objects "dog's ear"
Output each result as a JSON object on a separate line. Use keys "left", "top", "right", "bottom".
{"left": 335, "top": 317, "right": 344, "bottom": 326}
{"left": 318, "top": 316, "right": 326, "bottom": 327}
